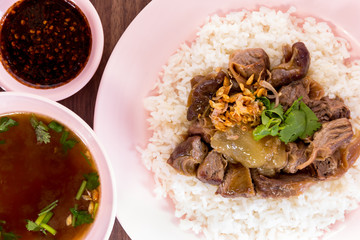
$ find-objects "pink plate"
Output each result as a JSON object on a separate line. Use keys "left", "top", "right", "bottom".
{"left": 94, "top": 0, "right": 360, "bottom": 239}
{"left": 0, "top": 0, "right": 104, "bottom": 101}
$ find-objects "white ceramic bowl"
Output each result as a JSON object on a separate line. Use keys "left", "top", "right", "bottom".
{"left": 0, "top": 0, "right": 104, "bottom": 101}
{"left": 0, "top": 91, "right": 116, "bottom": 240}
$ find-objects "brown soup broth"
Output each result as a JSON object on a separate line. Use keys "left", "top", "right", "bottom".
{"left": 0, "top": 113, "right": 100, "bottom": 239}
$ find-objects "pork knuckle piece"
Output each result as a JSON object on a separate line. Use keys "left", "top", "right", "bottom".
{"left": 229, "top": 48, "right": 270, "bottom": 85}
{"left": 216, "top": 163, "right": 255, "bottom": 198}
{"left": 269, "top": 42, "right": 310, "bottom": 88}
{"left": 188, "top": 118, "right": 215, "bottom": 143}
{"left": 167, "top": 136, "right": 208, "bottom": 176}
{"left": 187, "top": 71, "right": 225, "bottom": 121}
{"left": 197, "top": 150, "right": 228, "bottom": 185}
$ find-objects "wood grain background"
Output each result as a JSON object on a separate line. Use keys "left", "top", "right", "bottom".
{"left": 60, "top": 0, "right": 152, "bottom": 239}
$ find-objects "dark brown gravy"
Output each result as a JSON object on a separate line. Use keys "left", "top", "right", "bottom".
{"left": 0, "top": 0, "right": 92, "bottom": 88}
{"left": 0, "top": 113, "right": 99, "bottom": 239}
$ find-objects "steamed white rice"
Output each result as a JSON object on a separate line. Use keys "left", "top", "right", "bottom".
{"left": 141, "top": 7, "right": 360, "bottom": 240}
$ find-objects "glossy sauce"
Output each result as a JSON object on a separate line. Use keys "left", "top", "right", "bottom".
{"left": 0, "top": 0, "right": 92, "bottom": 88}
{"left": 0, "top": 113, "right": 99, "bottom": 239}
{"left": 211, "top": 125, "right": 287, "bottom": 169}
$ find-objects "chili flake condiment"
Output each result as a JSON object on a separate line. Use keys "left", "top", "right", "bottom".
{"left": 0, "top": 0, "right": 92, "bottom": 88}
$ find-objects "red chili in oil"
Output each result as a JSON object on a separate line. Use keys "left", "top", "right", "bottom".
{"left": 0, "top": 0, "right": 92, "bottom": 88}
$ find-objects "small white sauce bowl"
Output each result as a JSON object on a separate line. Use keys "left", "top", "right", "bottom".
{"left": 0, "top": 0, "right": 104, "bottom": 101}
{"left": 0, "top": 91, "right": 116, "bottom": 240}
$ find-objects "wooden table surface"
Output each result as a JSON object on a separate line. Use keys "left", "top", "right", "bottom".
{"left": 60, "top": 0, "right": 152, "bottom": 239}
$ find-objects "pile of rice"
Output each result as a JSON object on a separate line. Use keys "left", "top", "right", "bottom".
{"left": 141, "top": 7, "right": 360, "bottom": 240}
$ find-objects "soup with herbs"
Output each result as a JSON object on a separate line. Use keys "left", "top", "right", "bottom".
{"left": 0, "top": 112, "right": 100, "bottom": 240}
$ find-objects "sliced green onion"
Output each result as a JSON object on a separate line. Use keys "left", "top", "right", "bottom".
{"left": 42, "top": 212, "right": 54, "bottom": 224}
{"left": 60, "top": 131, "right": 69, "bottom": 144}
{"left": 39, "top": 223, "right": 56, "bottom": 236}
{"left": 93, "top": 202, "right": 99, "bottom": 218}
{"left": 39, "top": 200, "right": 58, "bottom": 216}
{"left": 35, "top": 214, "right": 46, "bottom": 225}
{"left": 72, "top": 204, "right": 78, "bottom": 227}
{"left": 80, "top": 152, "right": 92, "bottom": 167}
{"left": 76, "top": 181, "right": 87, "bottom": 200}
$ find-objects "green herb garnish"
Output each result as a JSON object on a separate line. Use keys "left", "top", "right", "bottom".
{"left": 70, "top": 207, "right": 94, "bottom": 227}
{"left": 38, "top": 200, "right": 58, "bottom": 216}
{"left": 0, "top": 220, "right": 20, "bottom": 240}
{"left": 0, "top": 117, "right": 18, "bottom": 133}
{"left": 25, "top": 220, "right": 41, "bottom": 232}
{"left": 92, "top": 202, "right": 99, "bottom": 218}
{"left": 80, "top": 152, "right": 92, "bottom": 166}
{"left": 48, "top": 121, "right": 63, "bottom": 133}
{"left": 48, "top": 121, "right": 78, "bottom": 153}
{"left": 26, "top": 200, "right": 58, "bottom": 236}
{"left": 75, "top": 180, "right": 87, "bottom": 200}
{"left": 30, "top": 115, "right": 50, "bottom": 144}
{"left": 253, "top": 97, "right": 322, "bottom": 144}
{"left": 60, "top": 131, "right": 78, "bottom": 153}
{"left": 1, "top": 232, "right": 21, "bottom": 240}
{"left": 84, "top": 172, "right": 100, "bottom": 190}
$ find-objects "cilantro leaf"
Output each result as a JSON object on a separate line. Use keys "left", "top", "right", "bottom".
{"left": 26, "top": 220, "right": 41, "bottom": 232}
{"left": 48, "top": 121, "right": 63, "bottom": 133}
{"left": 84, "top": 172, "right": 100, "bottom": 190}
{"left": 253, "top": 96, "right": 321, "bottom": 143}
{"left": 299, "top": 101, "right": 322, "bottom": 139}
{"left": 257, "top": 96, "right": 271, "bottom": 109}
{"left": 2, "top": 232, "right": 21, "bottom": 240}
{"left": 279, "top": 110, "right": 306, "bottom": 144}
{"left": 253, "top": 98, "right": 284, "bottom": 140}
{"left": 284, "top": 97, "right": 302, "bottom": 117}
{"left": 70, "top": 208, "right": 94, "bottom": 227}
{"left": 30, "top": 115, "right": 50, "bottom": 144}
{"left": 0, "top": 117, "right": 18, "bottom": 133}
{"left": 253, "top": 125, "right": 271, "bottom": 141}
{"left": 267, "top": 103, "right": 284, "bottom": 120}
{"left": 0, "top": 220, "right": 21, "bottom": 240}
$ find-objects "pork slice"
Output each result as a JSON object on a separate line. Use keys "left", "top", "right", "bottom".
{"left": 312, "top": 150, "right": 341, "bottom": 180}
{"left": 167, "top": 136, "right": 208, "bottom": 176}
{"left": 297, "top": 118, "right": 353, "bottom": 169}
{"left": 197, "top": 150, "right": 228, "bottom": 185}
{"left": 278, "top": 79, "right": 310, "bottom": 111}
{"left": 188, "top": 118, "right": 215, "bottom": 143}
{"left": 251, "top": 169, "right": 315, "bottom": 198}
{"left": 216, "top": 163, "right": 255, "bottom": 198}
{"left": 309, "top": 96, "right": 350, "bottom": 123}
{"left": 282, "top": 141, "right": 307, "bottom": 174}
